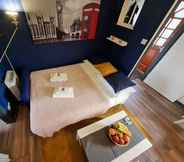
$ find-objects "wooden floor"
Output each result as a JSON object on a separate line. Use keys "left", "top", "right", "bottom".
{"left": 0, "top": 80, "right": 184, "bottom": 162}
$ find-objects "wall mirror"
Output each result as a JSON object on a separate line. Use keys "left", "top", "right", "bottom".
{"left": 117, "top": 0, "right": 146, "bottom": 30}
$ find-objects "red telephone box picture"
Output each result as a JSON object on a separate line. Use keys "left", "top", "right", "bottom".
{"left": 81, "top": 3, "right": 100, "bottom": 40}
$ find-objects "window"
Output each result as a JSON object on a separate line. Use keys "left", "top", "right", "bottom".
{"left": 167, "top": 18, "right": 181, "bottom": 29}
{"left": 176, "top": 1, "right": 184, "bottom": 12}
{"left": 154, "top": 0, "right": 184, "bottom": 47}
{"left": 175, "top": 1, "right": 184, "bottom": 18}
{"left": 161, "top": 29, "right": 173, "bottom": 38}
{"left": 155, "top": 38, "right": 167, "bottom": 46}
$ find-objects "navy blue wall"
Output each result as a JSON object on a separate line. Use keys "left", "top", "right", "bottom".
{"left": 104, "top": 0, "right": 175, "bottom": 75}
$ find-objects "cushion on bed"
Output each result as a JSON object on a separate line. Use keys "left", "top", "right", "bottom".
{"left": 105, "top": 72, "right": 136, "bottom": 93}
{"left": 95, "top": 62, "right": 118, "bottom": 77}
{"left": 83, "top": 60, "right": 101, "bottom": 76}
{"left": 96, "top": 74, "right": 116, "bottom": 97}
{"left": 88, "top": 56, "right": 109, "bottom": 64}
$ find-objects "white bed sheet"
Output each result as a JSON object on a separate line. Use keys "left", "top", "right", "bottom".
{"left": 30, "top": 62, "right": 135, "bottom": 137}
{"left": 82, "top": 61, "right": 136, "bottom": 107}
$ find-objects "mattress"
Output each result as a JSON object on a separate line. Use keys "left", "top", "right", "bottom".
{"left": 30, "top": 63, "right": 111, "bottom": 137}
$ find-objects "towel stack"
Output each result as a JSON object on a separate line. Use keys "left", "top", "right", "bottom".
{"left": 50, "top": 73, "right": 68, "bottom": 82}
{"left": 50, "top": 73, "right": 74, "bottom": 98}
{"left": 52, "top": 87, "right": 74, "bottom": 98}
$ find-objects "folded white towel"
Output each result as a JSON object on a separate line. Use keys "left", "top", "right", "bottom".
{"left": 50, "top": 73, "right": 68, "bottom": 82}
{"left": 52, "top": 87, "right": 74, "bottom": 98}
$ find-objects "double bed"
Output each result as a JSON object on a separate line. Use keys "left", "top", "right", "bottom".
{"left": 30, "top": 61, "right": 135, "bottom": 137}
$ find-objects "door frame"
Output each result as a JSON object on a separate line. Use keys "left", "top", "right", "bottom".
{"left": 128, "top": 0, "right": 180, "bottom": 78}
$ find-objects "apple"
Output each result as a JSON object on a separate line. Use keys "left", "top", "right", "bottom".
{"left": 109, "top": 128, "right": 116, "bottom": 136}
{"left": 119, "top": 138, "right": 125, "bottom": 145}
{"left": 123, "top": 134, "right": 130, "bottom": 143}
{"left": 112, "top": 135, "right": 119, "bottom": 143}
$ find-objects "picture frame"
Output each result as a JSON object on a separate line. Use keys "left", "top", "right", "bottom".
{"left": 21, "top": 0, "right": 101, "bottom": 44}
{"left": 117, "top": 0, "right": 146, "bottom": 30}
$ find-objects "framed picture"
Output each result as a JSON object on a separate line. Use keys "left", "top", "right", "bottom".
{"left": 21, "top": 0, "right": 101, "bottom": 43}
{"left": 117, "top": 0, "right": 146, "bottom": 30}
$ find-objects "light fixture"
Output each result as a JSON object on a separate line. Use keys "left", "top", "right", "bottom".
{"left": 5, "top": 10, "right": 19, "bottom": 26}
{"left": 5, "top": 11, "right": 18, "bottom": 16}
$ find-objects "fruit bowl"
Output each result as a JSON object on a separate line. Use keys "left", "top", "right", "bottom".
{"left": 108, "top": 122, "right": 132, "bottom": 147}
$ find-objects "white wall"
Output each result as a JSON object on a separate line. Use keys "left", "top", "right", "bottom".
{"left": 178, "top": 96, "right": 184, "bottom": 104}
{"left": 144, "top": 33, "right": 184, "bottom": 102}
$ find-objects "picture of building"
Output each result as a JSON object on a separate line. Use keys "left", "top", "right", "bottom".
{"left": 21, "top": 0, "right": 101, "bottom": 43}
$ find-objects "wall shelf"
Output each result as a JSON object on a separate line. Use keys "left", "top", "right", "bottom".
{"left": 106, "top": 35, "right": 128, "bottom": 47}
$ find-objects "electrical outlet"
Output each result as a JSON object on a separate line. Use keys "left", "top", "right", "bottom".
{"left": 141, "top": 38, "right": 148, "bottom": 45}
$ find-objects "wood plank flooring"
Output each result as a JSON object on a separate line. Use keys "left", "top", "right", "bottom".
{"left": 0, "top": 80, "right": 184, "bottom": 162}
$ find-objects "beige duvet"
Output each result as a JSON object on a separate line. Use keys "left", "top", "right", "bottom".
{"left": 30, "top": 63, "right": 110, "bottom": 137}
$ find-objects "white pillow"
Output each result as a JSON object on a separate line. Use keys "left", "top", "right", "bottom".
{"left": 96, "top": 74, "right": 116, "bottom": 97}
{"left": 81, "top": 61, "right": 115, "bottom": 98}
{"left": 83, "top": 60, "right": 101, "bottom": 75}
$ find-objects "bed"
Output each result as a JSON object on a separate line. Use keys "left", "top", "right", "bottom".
{"left": 30, "top": 61, "right": 135, "bottom": 137}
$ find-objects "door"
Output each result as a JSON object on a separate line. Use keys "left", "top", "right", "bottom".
{"left": 131, "top": 0, "right": 184, "bottom": 80}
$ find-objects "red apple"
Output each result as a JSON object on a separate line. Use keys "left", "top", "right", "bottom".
{"left": 112, "top": 135, "right": 119, "bottom": 143}
{"left": 119, "top": 138, "right": 125, "bottom": 145}
{"left": 109, "top": 128, "right": 116, "bottom": 136}
{"left": 123, "top": 134, "right": 130, "bottom": 143}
